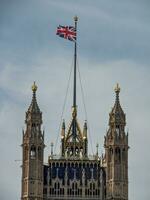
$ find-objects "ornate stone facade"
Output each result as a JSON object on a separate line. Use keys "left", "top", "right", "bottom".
{"left": 21, "top": 83, "right": 128, "bottom": 200}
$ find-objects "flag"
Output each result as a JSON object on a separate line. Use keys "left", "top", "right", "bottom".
{"left": 56, "top": 25, "right": 76, "bottom": 42}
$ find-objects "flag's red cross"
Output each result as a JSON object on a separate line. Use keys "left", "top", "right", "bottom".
{"left": 56, "top": 26, "right": 76, "bottom": 41}
{"left": 58, "top": 27, "right": 76, "bottom": 38}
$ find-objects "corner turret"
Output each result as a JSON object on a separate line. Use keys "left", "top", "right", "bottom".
{"left": 21, "top": 82, "right": 45, "bottom": 200}
{"left": 104, "top": 84, "right": 128, "bottom": 200}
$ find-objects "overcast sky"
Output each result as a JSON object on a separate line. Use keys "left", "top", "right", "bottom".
{"left": 0, "top": 0, "right": 150, "bottom": 199}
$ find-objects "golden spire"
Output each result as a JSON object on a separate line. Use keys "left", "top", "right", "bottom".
{"left": 72, "top": 106, "right": 77, "bottom": 118}
{"left": 32, "top": 81, "right": 38, "bottom": 92}
{"left": 114, "top": 83, "right": 120, "bottom": 93}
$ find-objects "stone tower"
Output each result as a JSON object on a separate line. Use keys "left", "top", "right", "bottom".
{"left": 104, "top": 84, "right": 128, "bottom": 200}
{"left": 21, "top": 82, "right": 45, "bottom": 200}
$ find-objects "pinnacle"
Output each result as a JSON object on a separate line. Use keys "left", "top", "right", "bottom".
{"left": 32, "top": 81, "right": 38, "bottom": 92}
{"left": 27, "top": 82, "right": 40, "bottom": 113}
{"left": 62, "top": 119, "right": 65, "bottom": 129}
{"left": 83, "top": 120, "right": 87, "bottom": 129}
{"left": 109, "top": 84, "right": 126, "bottom": 126}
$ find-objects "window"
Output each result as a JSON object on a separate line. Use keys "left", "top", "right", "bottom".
{"left": 122, "top": 148, "right": 126, "bottom": 160}
{"left": 38, "top": 146, "right": 42, "bottom": 160}
{"left": 30, "top": 146, "right": 36, "bottom": 159}
{"left": 115, "top": 147, "right": 121, "bottom": 162}
{"left": 109, "top": 148, "right": 113, "bottom": 162}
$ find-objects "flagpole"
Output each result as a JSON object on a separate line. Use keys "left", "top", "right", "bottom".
{"left": 73, "top": 16, "right": 78, "bottom": 109}
{"left": 72, "top": 16, "right": 78, "bottom": 145}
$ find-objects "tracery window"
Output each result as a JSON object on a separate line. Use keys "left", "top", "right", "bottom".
{"left": 122, "top": 148, "right": 126, "bottom": 160}
{"left": 115, "top": 147, "right": 121, "bottom": 162}
{"left": 30, "top": 146, "right": 36, "bottom": 159}
{"left": 109, "top": 148, "right": 113, "bottom": 162}
{"left": 38, "top": 146, "right": 42, "bottom": 160}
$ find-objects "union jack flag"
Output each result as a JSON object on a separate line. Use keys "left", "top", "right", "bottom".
{"left": 56, "top": 25, "right": 76, "bottom": 42}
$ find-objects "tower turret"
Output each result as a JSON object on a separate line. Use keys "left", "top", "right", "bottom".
{"left": 104, "top": 84, "right": 128, "bottom": 200}
{"left": 21, "top": 82, "right": 45, "bottom": 200}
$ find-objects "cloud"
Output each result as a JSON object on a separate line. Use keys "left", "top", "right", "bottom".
{"left": 0, "top": 0, "right": 150, "bottom": 66}
{"left": 0, "top": 55, "right": 150, "bottom": 199}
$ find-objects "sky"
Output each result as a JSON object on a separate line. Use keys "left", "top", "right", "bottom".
{"left": 0, "top": 0, "right": 150, "bottom": 199}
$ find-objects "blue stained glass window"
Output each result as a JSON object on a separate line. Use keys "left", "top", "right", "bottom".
{"left": 85, "top": 167, "right": 91, "bottom": 179}
{"left": 51, "top": 167, "right": 57, "bottom": 178}
{"left": 58, "top": 167, "right": 65, "bottom": 179}
{"left": 67, "top": 167, "right": 74, "bottom": 179}
{"left": 44, "top": 166, "right": 48, "bottom": 185}
{"left": 93, "top": 167, "right": 97, "bottom": 179}
{"left": 76, "top": 167, "right": 82, "bottom": 180}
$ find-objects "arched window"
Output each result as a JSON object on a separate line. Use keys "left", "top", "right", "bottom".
{"left": 96, "top": 189, "right": 97, "bottom": 195}
{"left": 38, "top": 146, "right": 42, "bottom": 160}
{"left": 115, "top": 147, "right": 121, "bottom": 162}
{"left": 90, "top": 183, "right": 92, "bottom": 190}
{"left": 75, "top": 182, "right": 77, "bottom": 189}
{"left": 93, "top": 183, "right": 95, "bottom": 190}
{"left": 116, "top": 125, "right": 120, "bottom": 136}
{"left": 30, "top": 146, "right": 36, "bottom": 159}
{"left": 85, "top": 189, "right": 87, "bottom": 195}
{"left": 109, "top": 148, "right": 113, "bottom": 162}
{"left": 32, "top": 123, "right": 35, "bottom": 127}
{"left": 122, "top": 148, "right": 126, "bottom": 160}
{"left": 72, "top": 182, "right": 74, "bottom": 189}
{"left": 75, "top": 147, "right": 79, "bottom": 156}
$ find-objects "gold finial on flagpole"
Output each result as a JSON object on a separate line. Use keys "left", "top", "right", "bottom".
{"left": 114, "top": 83, "right": 121, "bottom": 93}
{"left": 74, "top": 16, "right": 78, "bottom": 22}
